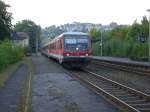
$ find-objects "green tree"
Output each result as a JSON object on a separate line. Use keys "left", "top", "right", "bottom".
{"left": 129, "top": 20, "right": 141, "bottom": 40}
{"left": 0, "top": 0, "right": 12, "bottom": 40}
{"left": 0, "top": 40, "right": 24, "bottom": 70}
{"left": 108, "top": 25, "right": 130, "bottom": 40}
{"left": 90, "top": 28, "right": 101, "bottom": 41}
{"left": 14, "top": 20, "right": 41, "bottom": 52}
{"left": 42, "top": 25, "right": 65, "bottom": 39}
{"left": 141, "top": 16, "right": 149, "bottom": 39}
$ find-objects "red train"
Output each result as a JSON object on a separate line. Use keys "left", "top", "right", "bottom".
{"left": 42, "top": 32, "right": 92, "bottom": 68}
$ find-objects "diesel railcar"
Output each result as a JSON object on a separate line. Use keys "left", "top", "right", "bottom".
{"left": 42, "top": 32, "right": 91, "bottom": 68}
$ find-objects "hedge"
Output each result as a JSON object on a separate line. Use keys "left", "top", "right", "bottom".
{"left": 0, "top": 40, "right": 24, "bottom": 71}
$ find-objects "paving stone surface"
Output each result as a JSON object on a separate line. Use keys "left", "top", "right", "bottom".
{"left": 32, "top": 55, "right": 119, "bottom": 112}
{"left": 0, "top": 64, "right": 28, "bottom": 112}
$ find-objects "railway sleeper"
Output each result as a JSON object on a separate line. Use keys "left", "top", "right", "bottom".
{"left": 93, "top": 82, "right": 115, "bottom": 88}
{"left": 98, "top": 84, "right": 115, "bottom": 87}
{"left": 95, "top": 80, "right": 110, "bottom": 85}
{"left": 125, "top": 99, "right": 147, "bottom": 104}
{"left": 94, "top": 82, "right": 110, "bottom": 86}
{"left": 106, "top": 91, "right": 128, "bottom": 95}
{"left": 114, "top": 94, "right": 134, "bottom": 97}
{"left": 119, "top": 96, "right": 140, "bottom": 101}
{"left": 111, "top": 92, "right": 130, "bottom": 96}
{"left": 78, "top": 76, "right": 140, "bottom": 112}
{"left": 137, "top": 107, "right": 150, "bottom": 112}
{"left": 100, "top": 85, "right": 119, "bottom": 88}
{"left": 92, "top": 61, "right": 150, "bottom": 76}
{"left": 102, "top": 87, "right": 120, "bottom": 90}
{"left": 131, "top": 103, "right": 150, "bottom": 108}
{"left": 106, "top": 89, "right": 124, "bottom": 93}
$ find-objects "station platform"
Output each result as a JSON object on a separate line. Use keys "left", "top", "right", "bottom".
{"left": 31, "top": 55, "right": 118, "bottom": 112}
{"left": 90, "top": 56, "right": 150, "bottom": 67}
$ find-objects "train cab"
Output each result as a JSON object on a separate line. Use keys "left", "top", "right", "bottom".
{"left": 42, "top": 32, "right": 92, "bottom": 68}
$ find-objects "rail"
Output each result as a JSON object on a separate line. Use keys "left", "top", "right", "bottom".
{"left": 69, "top": 69, "right": 150, "bottom": 112}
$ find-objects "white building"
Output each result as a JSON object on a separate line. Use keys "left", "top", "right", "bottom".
{"left": 12, "top": 32, "right": 29, "bottom": 47}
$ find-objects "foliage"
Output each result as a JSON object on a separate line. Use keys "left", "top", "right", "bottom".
{"left": 108, "top": 25, "right": 130, "bottom": 40}
{"left": 130, "top": 42, "right": 148, "bottom": 60}
{"left": 91, "top": 16, "right": 149, "bottom": 60}
{"left": 0, "top": 62, "right": 20, "bottom": 88}
{"left": 92, "top": 41, "right": 100, "bottom": 56}
{"left": 90, "top": 28, "right": 101, "bottom": 41}
{"left": 129, "top": 20, "right": 141, "bottom": 40}
{"left": 14, "top": 20, "right": 41, "bottom": 52}
{"left": 24, "top": 46, "right": 32, "bottom": 55}
{"left": 0, "top": 40, "right": 24, "bottom": 71}
{"left": 0, "top": 0, "right": 12, "bottom": 40}
{"left": 42, "top": 25, "right": 66, "bottom": 40}
{"left": 141, "top": 16, "right": 149, "bottom": 39}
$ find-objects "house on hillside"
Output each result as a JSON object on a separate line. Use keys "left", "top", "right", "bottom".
{"left": 11, "top": 32, "right": 29, "bottom": 47}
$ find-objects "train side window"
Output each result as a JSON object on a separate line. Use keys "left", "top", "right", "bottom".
{"left": 57, "top": 41, "right": 59, "bottom": 49}
{"left": 55, "top": 42, "right": 57, "bottom": 49}
{"left": 53, "top": 43, "right": 54, "bottom": 50}
{"left": 56, "top": 40, "right": 58, "bottom": 49}
{"left": 52, "top": 43, "right": 54, "bottom": 50}
{"left": 58, "top": 40, "right": 61, "bottom": 49}
{"left": 55, "top": 42, "right": 56, "bottom": 49}
{"left": 56, "top": 41, "right": 59, "bottom": 49}
{"left": 59, "top": 41, "right": 60, "bottom": 49}
{"left": 50, "top": 44, "right": 52, "bottom": 50}
{"left": 60, "top": 40, "right": 62, "bottom": 49}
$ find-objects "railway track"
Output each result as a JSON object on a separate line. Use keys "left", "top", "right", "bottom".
{"left": 69, "top": 69, "right": 150, "bottom": 112}
{"left": 91, "top": 60, "right": 150, "bottom": 76}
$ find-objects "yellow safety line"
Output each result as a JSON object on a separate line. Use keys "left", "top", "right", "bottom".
{"left": 24, "top": 70, "right": 32, "bottom": 112}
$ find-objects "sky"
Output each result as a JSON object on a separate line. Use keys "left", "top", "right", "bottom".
{"left": 4, "top": 0, "right": 150, "bottom": 28}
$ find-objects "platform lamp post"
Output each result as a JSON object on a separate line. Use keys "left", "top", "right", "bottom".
{"left": 36, "top": 36, "right": 38, "bottom": 55}
{"left": 147, "top": 9, "right": 150, "bottom": 61}
{"left": 100, "top": 30, "right": 103, "bottom": 56}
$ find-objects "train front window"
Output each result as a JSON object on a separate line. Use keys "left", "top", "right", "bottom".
{"left": 65, "top": 38, "right": 77, "bottom": 44}
{"left": 64, "top": 36, "right": 89, "bottom": 52}
{"left": 77, "top": 38, "right": 88, "bottom": 43}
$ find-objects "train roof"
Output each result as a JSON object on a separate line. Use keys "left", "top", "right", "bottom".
{"left": 42, "top": 32, "right": 89, "bottom": 48}
{"left": 55, "top": 31, "right": 89, "bottom": 40}
{"left": 61, "top": 32, "right": 88, "bottom": 36}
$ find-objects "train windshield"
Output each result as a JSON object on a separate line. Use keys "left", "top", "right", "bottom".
{"left": 64, "top": 35, "right": 89, "bottom": 52}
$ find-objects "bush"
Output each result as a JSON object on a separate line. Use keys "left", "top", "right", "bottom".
{"left": 24, "top": 46, "right": 32, "bottom": 56}
{"left": 130, "top": 42, "right": 148, "bottom": 61}
{"left": 92, "top": 41, "right": 101, "bottom": 56}
{"left": 0, "top": 40, "right": 24, "bottom": 71}
{"left": 102, "top": 38, "right": 124, "bottom": 57}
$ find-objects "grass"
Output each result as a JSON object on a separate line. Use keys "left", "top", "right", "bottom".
{"left": 0, "top": 55, "right": 33, "bottom": 112}
{"left": 0, "top": 62, "right": 21, "bottom": 88}
{"left": 17, "top": 57, "right": 33, "bottom": 112}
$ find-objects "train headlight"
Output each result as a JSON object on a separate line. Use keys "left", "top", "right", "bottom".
{"left": 85, "top": 54, "right": 88, "bottom": 56}
{"left": 76, "top": 47, "right": 79, "bottom": 50}
{"left": 66, "top": 53, "right": 70, "bottom": 56}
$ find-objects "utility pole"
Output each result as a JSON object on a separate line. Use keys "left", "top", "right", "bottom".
{"left": 36, "top": 36, "right": 38, "bottom": 54}
{"left": 100, "top": 29, "right": 103, "bottom": 56}
{"left": 147, "top": 9, "right": 150, "bottom": 61}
